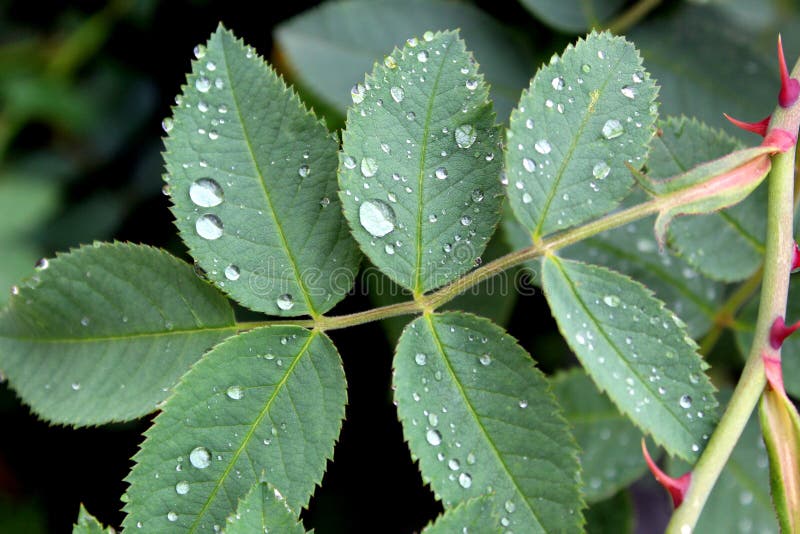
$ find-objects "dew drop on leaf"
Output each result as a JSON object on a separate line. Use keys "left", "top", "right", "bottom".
{"left": 435, "top": 167, "right": 448, "bottom": 180}
{"left": 359, "top": 199, "right": 396, "bottom": 237}
{"left": 224, "top": 264, "right": 240, "bottom": 281}
{"left": 621, "top": 85, "right": 637, "bottom": 99}
{"left": 592, "top": 161, "right": 611, "bottom": 180}
{"left": 454, "top": 124, "right": 477, "bottom": 149}
{"left": 390, "top": 86, "right": 405, "bottom": 103}
{"left": 226, "top": 385, "right": 244, "bottom": 400}
{"left": 34, "top": 258, "right": 49, "bottom": 271}
{"left": 195, "top": 214, "right": 224, "bottom": 240}
{"left": 551, "top": 76, "right": 565, "bottom": 90}
{"left": 426, "top": 429, "right": 442, "bottom": 446}
{"left": 343, "top": 156, "right": 356, "bottom": 169}
{"left": 465, "top": 79, "right": 478, "bottom": 91}
{"left": 603, "top": 295, "right": 620, "bottom": 307}
{"left": 679, "top": 394, "right": 693, "bottom": 409}
{"left": 360, "top": 158, "right": 378, "bottom": 178}
{"left": 351, "top": 83, "right": 365, "bottom": 104}
{"left": 175, "top": 481, "right": 190, "bottom": 495}
{"left": 415, "top": 352, "right": 427, "bottom": 365}
{"left": 161, "top": 118, "right": 174, "bottom": 133}
{"left": 534, "top": 139, "right": 552, "bottom": 154}
{"left": 471, "top": 189, "right": 484, "bottom": 202}
{"left": 167, "top": 512, "right": 178, "bottom": 522}
{"left": 522, "top": 157, "right": 536, "bottom": 173}
{"left": 195, "top": 77, "right": 211, "bottom": 93}
{"left": 458, "top": 472, "right": 472, "bottom": 488}
{"left": 189, "top": 447, "right": 211, "bottom": 469}
{"left": 601, "top": 119, "right": 624, "bottom": 139}
{"left": 189, "top": 178, "right": 224, "bottom": 207}
{"left": 298, "top": 165, "right": 310, "bottom": 178}
{"left": 417, "top": 50, "right": 429, "bottom": 63}
{"left": 276, "top": 294, "right": 295, "bottom": 311}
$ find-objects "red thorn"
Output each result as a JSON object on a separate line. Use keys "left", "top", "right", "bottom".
{"left": 641, "top": 440, "right": 692, "bottom": 508}
{"left": 763, "top": 354, "right": 786, "bottom": 394}
{"left": 778, "top": 35, "right": 800, "bottom": 108}
{"left": 769, "top": 316, "right": 800, "bottom": 349}
{"left": 723, "top": 113, "right": 770, "bottom": 137}
{"left": 762, "top": 128, "right": 797, "bottom": 152}
{"left": 792, "top": 242, "right": 800, "bottom": 273}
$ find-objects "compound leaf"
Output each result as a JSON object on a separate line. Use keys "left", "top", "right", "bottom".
{"left": 394, "top": 312, "right": 584, "bottom": 533}
{"left": 542, "top": 256, "right": 718, "bottom": 461}
{"left": 552, "top": 369, "right": 647, "bottom": 503}
{"left": 506, "top": 31, "right": 658, "bottom": 240}
{"left": 123, "top": 326, "right": 346, "bottom": 533}
{"left": 223, "top": 482, "right": 305, "bottom": 534}
{"left": 422, "top": 496, "right": 499, "bottom": 533}
{"left": 274, "top": 0, "right": 533, "bottom": 121}
{"left": 647, "top": 117, "right": 766, "bottom": 282}
{"left": 164, "top": 25, "right": 360, "bottom": 317}
{"left": 0, "top": 242, "right": 235, "bottom": 426}
{"left": 517, "top": 0, "right": 625, "bottom": 33}
{"left": 340, "top": 30, "right": 503, "bottom": 294}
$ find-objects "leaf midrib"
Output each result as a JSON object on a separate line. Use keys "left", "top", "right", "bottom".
{"left": 424, "top": 313, "right": 546, "bottom": 530}
{"left": 188, "top": 330, "right": 317, "bottom": 532}
{"left": 219, "top": 34, "right": 319, "bottom": 318}
{"left": 0, "top": 324, "right": 237, "bottom": 344}
{"left": 533, "top": 50, "right": 627, "bottom": 239}
{"left": 413, "top": 37, "right": 456, "bottom": 295}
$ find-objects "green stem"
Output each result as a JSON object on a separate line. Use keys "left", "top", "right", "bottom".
{"left": 606, "top": 0, "right": 662, "bottom": 34}
{"left": 666, "top": 138, "right": 798, "bottom": 531}
{"left": 697, "top": 268, "right": 762, "bottom": 357}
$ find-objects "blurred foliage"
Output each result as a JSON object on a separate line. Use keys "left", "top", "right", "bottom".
{"left": 0, "top": 0, "right": 798, "bottom": 531}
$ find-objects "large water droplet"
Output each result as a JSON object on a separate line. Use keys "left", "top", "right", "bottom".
{"left": 534, "top": 139, "right": 552, "bottom": 154}
{"left": 361, "top": 157, "right": 378, "bottom": 178}
{"left": 426, "top": 429, "right": 442, "bottom": 446}
{"left": 359, "top": 199, "right": 396, "bottom": 237}
{"left": 196, "top": 214, "right": 224, "bottom": 240}
{"left": 224, "top": 264, "right": 240, "bottom": 281}
{"left": 454, "top": 124, "right": 477, "bottom": 149}
{"left": 435, "top": 167, "right": 448, "bottom": 180}
{"left": 592, "top": 161, "right": 611, "bottom": 180}
{"left": 390, "top": 86, "right": 405, "bottom": 103}
{"left": 276, "top": 294, "right": 295, "bottom": 311}
{"left": 226, "top": 385, "right": 244, "bottom": 400}
{"left": 602, "top": 119, "right": 624, "bottom": 139}
{"left": 458, "top": 472, "right": 472, "bottom": 488}
{"left": 190, "top": 178, "right": 224, "bottom": 207}
{"left": 189, "top": 446, "right": 211, "bottom": 469}
{"left": 175, "top": 481, "right": 190, "bottom": 495}
{"left": 195, "top": 77, "right": 211, "bottom": 93}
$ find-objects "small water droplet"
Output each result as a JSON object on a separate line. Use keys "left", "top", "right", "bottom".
{"left": 582, "top": 64, "right": 591, "bottom": 73}
{"left": 603, "top": 295, "right": 620, "bottom": 307}
{"left": 415, "top": 353, "right": 427, "bottom": 365}
{"left": 390, "top": 86, "right": 405, "bottom": 103}
{"left": 592, "top": 161, "right": 611, "bottom": 180}
{"left": 417, "top": 50, "right": 429, "bottom": 62}
{"left": 384, "top": 56, "right": 397, "bottom": 69}
{"left": 518, "top": 399, "right": 528, "bottom": 408}
{"left": 196, "top": 214, "right": 224, "bottom": 240}
{"left": 471, "top": 189, "right": 484, "bottom": 202}
{"left": 621, "top": 85, "right": 637, "bottom": 99}
{"left": 71, "top": 382, "right": 81, "bottom": 391}
{"left": 479, "top": 353, "right": 491, "bottom": 366}
{"left": 359, "top": 199, "right": 396, "bottom": 237}
{"left": 167, "top": 512, "right": 178, "bottom": 522}
{"left": 522, "top": 192, "right": 532, "bottom": 204}
{"left": 175, "top": 481, "right": 190, "bottom": 495}
{"left": 602, "top": 119, "right": 624, "bottom": 139}
{"left": 226, "top": 385, "right": 244, "bottom": 400}
{"left": 458, "top": 472, "right": 472, "bottom": 488}
{"left": 276, "top": 294, "right": 295, "bottom": 311}
{"left": 407, "top": 37, "right": 419, "bottom": 47}
{"left": 454, "top": 124, "right": 477, "bottom": 149}
{"left": 193, "top": 45, "right": 206, "bottom": 59}
{"left": 190, "top": 178, "right": 224, "bottom": 207}
{"left": 298, "top": 165, "right": 310, "bottom": 178}
{"left": 465, "top": 79, "right": 478, "bottom": 91}
{"left": 195, "top": 77, "right": 211, "bottom": 93}
{"left": 360, "top": 158, "right": 378, "bottom": 178}
{"left": 161, "top": 118, "right": 174, "bottom": 133}
{"left": 435, "top": 167, "right": 448, "bottom": 180}
{"left": 80, "top": 317, "right": 90, "bottom": 327}
{"left": 406, "top": 111, "right": 416, "bottom": 121}
{"left": 505, "top": 500, "right": 516, "bottom": 513}
{"left": 426, "top": 429, "right": 442, "bottom": 446}
{"left": 343, "top": 156, "right": 356, "bottom": 170}
{"left": 351, "top": 83, "right": 366, "bottom": 104}
{"left": 34, "top": 258, "right": 49, "bottom": 271}
{"left": 224, "top": 265, "right": 240, "bottom": 281}
{"left": 423, "top": 31, "right": 434, "bottom": 42}
{"left": 189, "top": 446, "right": 211, "bottom": 469}
{"left": 551, "top": 76, "right": 564, "bottom": 90}
{"left": 522, "top": 158, "right": 536, "bottom": 173}
{"left": 525, "top": 118, "right": 534, "bottom": 129}
{"left": 384, "top": 243, "right": 395, "bottom": 255}
{"left": 534, "top": 139, "right": 551, "bottom": 154}
{"left": 679, "top": 395, "right": 693, "bottom": 409}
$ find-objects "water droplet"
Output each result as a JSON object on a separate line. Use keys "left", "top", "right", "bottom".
{"left": 479, "top": 353, "right": 491, "bottom": 366}
{"left": 519, "top": 399, "right": 528, "bottom": 408}
{"left": 207, "top": 130, "right": 219, "bottom": 140}
{"left": 602, "top": 119, "right": 624, "bottom": 139}
{"left": 193, "top": 45, "right": 206, "bottom": 59}
{"left": 384, "top": 56, "right": 397, "bottom": 69}
{"left": 592, "top": 161, "right": 611, "bottom": 180}
{"left": 10, "top": 285, "right": 20, "bottom": 296}
{"left": 34, "top": 258, "right": 49, "bottom": 271}
{"left": 603, "top": 295, "right": 620, "bottom": 307}
{"left": 351, "top": 83, "right": 365, "bottom": 104}
{"left": 551, "top": 76, "right": 565, "bottom": 90}
{"left": 505, "top": 500, "right": 516, "bottom": 513}
{"left": 167, "top": 512, "right": 178, "bottom": 522}
{"left": 423, "top": 31, "right": 434, "bottom": 42}
{"left": 359, "top": 199, "right": 396, "bottom": 237}
{"left": 298, "top": 165, "right": 310, "bottom": 178}
{"left": 276, "top": 294, "right": 295, "bottom": 311}
{"left": 471, "top": 189, "right": 484, "bottom": 202}
{"left": 320, "top": 196, "right": 330, "bottom": 208}
{"left": 689, "top": 373, "right": 700, "bottom": 384}
{"left": 435, "top": 167, "right": 448, "bottom": 180}
{"left": 407, "top": 37, "right": 419, "bottom": 47}
{"left": 162, "top": 118, "right": 174, "bottom": 133}
{"left": 384, "top": 243, "right": 395, "bottom": 255}
{"left": 71, "top": 382, "right": 81, "bottom": 391}
{"left": 522, "top": 192, "right": 532, "bottom": 204}
{"left": 448, "top": 458, "right": 460, "bottom": 470}
{"left": 189, "top": 446, "right": 211, "bottom": 469}
{"left": 390, "top": 86, "right": 405, "bottom": 103}
{"left": 225, "top": 264, "right": 240, "bottom": 281}
{"left": 226, "top": 385, "right": 244, "bottom": 400}
{"left": 80, "top": 316, "right": 90, "bottom": 327}
{"left": 534, "top": 139, "right": 552, "bottom": 154}
{"left": 190, "top": 178, "right": 224, "bottom": 207}
{"left": 522, "top": 157, "right": 536, "bottom": 173}
{"left": 196, "top": 214, "right": 224, "bottom": 240}
{"left": 428, "top": 214, "right": 438, "bottom": 223}
{"left": 415, "top": 353, "right": 427, "bottom": 365}
{"left": 343, "top": 156, "right": 356, "bottom": 170}
{"left": 195, "top": 77, "right": 211, "bottom": 92}
{"left": 679, "top": 395, "right": 693, "bottom": 409}
{"left": 465, "top": 79, "right": 478, "bottom": 91}
{"left": 426, "top": 429, "right": 442, "bottom": 446}
{"left": 454, "top": 124, "right": 477, "bottom": 149}
{"left": 417, "top": 50, "right": 429, "bottom": 63}
{"left": 621, "top": 85, "right": 637, "bottom": 99}
{"left": 175, "top": 481, "right": 190, "bottom": 495}
{"left": 360, "top": 158, "right": 378, "bottom": 178}
{"left": 406, "top": 111, "right": 416, "bottom": 121}
{"left": 458, "top": 472, "right": 472, "bottom": 488}
{"left": 525, "top": 118, "right": 534, "bottom": 129}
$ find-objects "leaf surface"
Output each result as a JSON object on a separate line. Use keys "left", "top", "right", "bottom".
{"left": 340, "top": 30, "right": 503, "bottom": 294}
{"left": 506, "top": 31, "right": 658, "bottom": 239}
{"left": 542, "top": 256, "right": 718, "bottom": 461}
{"left": 123, "top": 326, "right": 346, "bottom": 533}
{"left": 0, "top": 242, "right": 235, "bottom": 426}
{"left": 223, "top": 482, "right": 305, "bottom": 534}
{"left": 394, "top": 312, "right": 584, "bottom": 533}
{"left": 422, "top": 496, "right": 499, "bottom": 533}
{"left": 164, "top": 26, "right": 360, "bottom": 317}
{"left": 72, "top": 505, "right": 113, "bottom": 534}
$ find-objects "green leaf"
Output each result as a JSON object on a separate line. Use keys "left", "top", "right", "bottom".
{"left": 668, "top": 407, "right": 778, "bottom": 533}
{"left": 646, "top": 117, "right": 766, "bottom": 282}
{"left": 0, "top": 242, "right": 235, "bottom": 426}
{"left": 123, "top": 326, "right": 346, "bottom": 533}
{"left": 164, "top": 25, "right": 360, "bottom": 317}
{"left": 584, "top": 491, "right": 633, "bottom": 534}
{"left": 339, "top": 30, "right": 503, "bottom": 294}
{"left": 274, "top": 0, "right": 535, "bottom": 121}
{"left": 541, "top": 256, "right": 718, "bottom": 461}
{"left": 422, "top": 496, "right": 500, "bottom": 533}
{"left": 736, "top": 284, "right": 800, "bottom": 398}
{"left": 72, "top": 505, "right": 113, "bottom": 534}
{"left": 394, "top": 312, "right": 584, "bottom": 533}
{"left": 506, "top": 31, "right": 658, "bottom": 239}
{"left": 551, "top": 369, "right": 647, "bottom": 503}
{"left": 517, "top": 0, "right": 625, "bottom": 33}
{"left": 223, "top": 482, "right": 305, "bottom": 534}
{"left": 629, "top": 4, "right": 777, "bottom": 136}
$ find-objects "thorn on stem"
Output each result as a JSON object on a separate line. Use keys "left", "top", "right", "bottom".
{"left": 641, "top": 439, "right": 692, "bottom": 508}
{"left": 792, "top": 242, "right": 800, "bottom": 273}
{"left": 724, "top": 113, "right": 770, "bottom": 137}
{"left": 769, "top": 316, "right": 800, "bottom": 349}
{"left": 778, "top": 35, "right": 800, "bottom": 108}
{"left": 762, "top": 354, "right": 786, "bottom": 394}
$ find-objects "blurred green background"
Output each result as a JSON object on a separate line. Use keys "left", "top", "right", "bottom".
{"left": 0, "top": 0, "right": 798, "bottom": 531}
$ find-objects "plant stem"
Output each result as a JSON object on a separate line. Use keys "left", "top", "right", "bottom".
{"left": 666, "top": 144, "right": 798, "bottom": 533}
{"left": 606, "top": 0, "right": 662, "bottom": 34}
{"left": 697, "top": 268, "right": 762, "bottom": 357}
